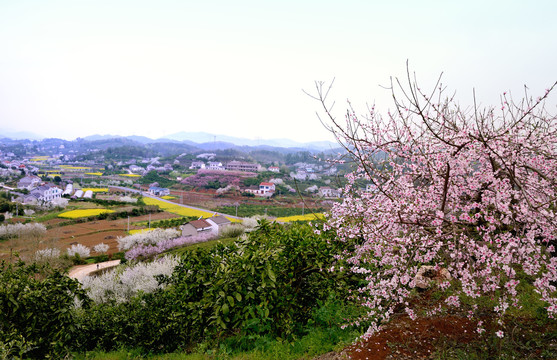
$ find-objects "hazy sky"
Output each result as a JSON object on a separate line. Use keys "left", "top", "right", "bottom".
{"left": 1, "top": 0, "right": 557, "bottom": 142}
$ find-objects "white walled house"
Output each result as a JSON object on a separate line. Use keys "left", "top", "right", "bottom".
{"left": 149, "top": 186, "right": 170, "bottom": 196}
{"left": 206, "top": 215, "right": 232, "bottom": 235}
{"left": 181, "top": 219, "right": 213, "bottom": 237}
{"left": 17, "top": 175, "right": 41, "bottom": 190}
{"left": 243, "top": 182, "right": 276, "bottom": 197}
{"left": 29, "top": 184, "right": 63, "bottom": 202}
{"left": 318, "top": 186, "right": 341, "bottom": 198}
{"left": 259, "top": 182, "right": 275, "bottom": 193}
{"left": 189, "top": 161, "right": 206, "bottom": 170}
{"left": 208, "top": 162, "right": 225, "bottom": 171}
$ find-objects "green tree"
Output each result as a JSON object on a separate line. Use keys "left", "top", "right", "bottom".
{"left": 0, "top": 261, "right": 90, "bottom": 358}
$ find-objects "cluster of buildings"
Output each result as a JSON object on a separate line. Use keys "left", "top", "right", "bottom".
{"left": 11, "top": 175, "right": 63, "bottom": 205}
{"left": 189, "top": 160, "right": 261, "bottom": 172}
{"left": 0, "top": 158, "right": 39, "bottom": 178}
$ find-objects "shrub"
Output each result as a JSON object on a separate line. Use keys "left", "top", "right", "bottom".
{"left": 219, "top": 224, "right": 245, "bottom": 238}
{"left": 93, "top": 243, "right": 109, "bottom": 254}
{"left": 67, "top": 244, "right": 91, "bottom": 258}
{"left": 81, "top": 255, "right": 180, "bottom": 304}
{"left": 34, "top": 248, "right": 61, "bottom": 261}
{"left": 0, "top": 262, "right": 89, "bottom": 358}
{"left": 117, "top": 228, "right": 181, "bottom": 251}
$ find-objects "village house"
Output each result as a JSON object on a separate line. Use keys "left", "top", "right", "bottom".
{"left": 189, "top": 161, "right": 206, "bottom": 170}
{"left": 225, "top": 161, "right": 260, "bottom": 172}
{"left": 260, "top": 182, "right": 275, "bottom": 193}
{"left": 181, "top": 219, "right": 213, "bottom": 237}
{"left": 206, "top": 215, "right": 232, "bottom": 235}
{"left": 17, "top": 175, "right": 41, "bottom": 190}
{"left": 28, "top": 184, "right": 63, "bottom": 203}
{"left": 244, "top": 182, "right": 275, "bottom": 197}
{"left": 268, "top": 166, "right": 280, "bottom": 173}
{"left": 208, "top": 161, "right": 225, "bottom": 171}
{"left": 318, "top": 186, "right": 341, "bottom": 198}
{"left": 148, "top": 186, "right": 170, "bottom": 196}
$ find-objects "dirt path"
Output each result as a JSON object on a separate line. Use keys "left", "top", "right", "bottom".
{"left": 68, "top": 260, "right": 121, "bottom": 282}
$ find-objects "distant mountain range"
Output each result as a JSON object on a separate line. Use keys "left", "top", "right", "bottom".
{"left": 161, "top": 132, "right": 338, "bottom": 151}
{"left": 0, "top": 131, "right": 338, "bottom": 151}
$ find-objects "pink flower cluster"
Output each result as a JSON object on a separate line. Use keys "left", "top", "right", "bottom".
{"left": 181, "top": 172, "right": 245, "bottom": 188}
{"left": 320, "top": 76, "right": 557, "bottom": 339}
{"left": 125, "top": 232, "right": 215, "bottom": 260}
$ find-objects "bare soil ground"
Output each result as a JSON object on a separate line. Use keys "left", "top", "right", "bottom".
{"left": 342, "top": 314, "right": 478, "bottom": 360}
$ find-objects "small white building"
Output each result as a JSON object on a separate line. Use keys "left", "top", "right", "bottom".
{"left": 181, "top": 219, "right": 213, "bottom": 237}
{"left": 208, "top": 162, "right": 225, "bottom": 171}
{"left": 243, "top": 182, "right": 276, "bottom": 197}
{"left": 318, "top": 186, "right": 341, "bottom": 198}
{"left": 189, "top": 161, "right": 206, "bottom": 170}
{"left": 63, "top": 183, "right": 73, "bottom": 196}
{"left": 17, "top": 175, "right": 41, "bottom": 190}
{"left": 30, "top": 184, "right": 63, "bottom": 202}
{"left": 149, "top": 186, "right": 170, "bottom": 196}
{"left": 206, "top": 215, "right": 232, "bottom": 235}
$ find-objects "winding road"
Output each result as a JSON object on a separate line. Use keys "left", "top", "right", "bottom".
{"left": 68, "top": 260, "right": 121, "bottom": 282}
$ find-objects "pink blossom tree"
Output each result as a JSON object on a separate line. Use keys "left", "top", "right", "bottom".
{"left": 311, "top": 70, "right": 557, "bottom": 338}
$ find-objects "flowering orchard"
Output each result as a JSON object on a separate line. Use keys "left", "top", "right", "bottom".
{"left": 313, "top": 73, "right": 557, "bottom": 338}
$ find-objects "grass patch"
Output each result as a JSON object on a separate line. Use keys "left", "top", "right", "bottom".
{"left": 34, "top": 210, "right": 67, "bottom": 222}
{"left": 215, "top": 205, "right": 326, "bottom": 218}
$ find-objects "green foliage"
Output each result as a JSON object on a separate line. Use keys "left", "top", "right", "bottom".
{"left": 73, "top": 221, "right": 358, "bottom": 354}
{"left": 144, "top": 216, "right": 198, "bottom": 229}
{"left": 139, "top": 171, "right": 176, "bottom": 188}
{"left": 94, "top": 206, "right": 160, "bottom": 221}
{"left": 215, "top": 204, "right": 325, "bottom": 217}
{"left": 105, "top": 146, "right": 149, "bottom": 160}
{"left": 0, "top": 261, "right": 90, "bottom": 358}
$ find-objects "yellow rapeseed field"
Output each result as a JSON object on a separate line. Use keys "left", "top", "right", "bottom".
{"left": 275, "top": 213, "right": 325, "bottom": 222}
{"left": 59, "top": 166, "right": 91, "bottom": 170}
{"left": 129, "top": 228, "right": 153, "bottom": 235}
{"left": 85, "top": 172, "right": 103, "bottom": 176}
{"left": 81, "top": 188, "right": 109, "bottom": 193}
{"left": 161, "top": 195, "right": 176, "bottom": 200}
{"left": 58, "top": 209, "right": 114, "bottom": 219}
{"left": 31, "top": 156, "right": 49, "bottom": 161}
{"left": 119, "top": 174, "right": 141, "bottom": 177}
{"left": 143, "top": 197, "right": 214, "bottom": 218}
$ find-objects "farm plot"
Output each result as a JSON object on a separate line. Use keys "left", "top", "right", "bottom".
{"left": 0, "top": 211, "right": 180, "bottom": 261}
{"left": 58, "top": 209, "right": 114, "bottom": 219}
